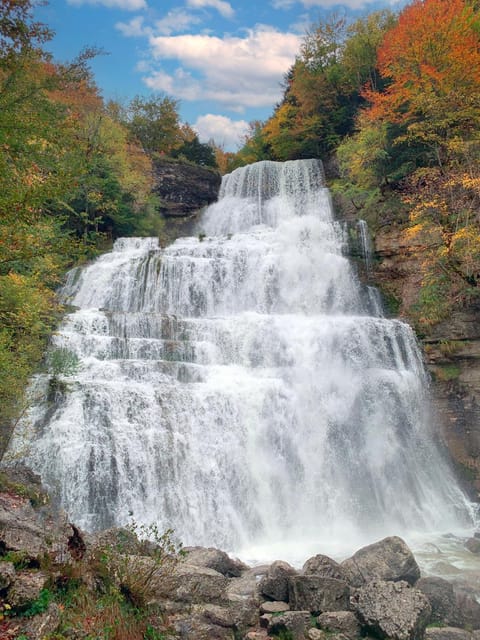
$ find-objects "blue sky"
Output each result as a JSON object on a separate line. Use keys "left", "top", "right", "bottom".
{"left": 36, "top": 0, "right": 403, "bottom": 150}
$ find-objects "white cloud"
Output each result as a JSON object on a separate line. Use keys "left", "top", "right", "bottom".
{"left": 186, "top": 0, "right": 235, "bottom": 19}
{"left": 194, "top": 114, "right": 250, "bottom": 149}
{"left": 116, "top": 16, "right": 148, "bottom": 37}
{"left": 68, "top": 0, "right": 146, "bottom": 10}
{"left": 145, "top": 27, "right": 301, "bottom": 110}
{"left": 271, "top": 0, "right": 296, "bottom": 8}
{"left": 154, "top": 10, "right": 202, "bottom": 35}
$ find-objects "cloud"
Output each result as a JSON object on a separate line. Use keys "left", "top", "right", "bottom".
{"left": 67, "top": 0, "right": 146, "bottom": 10}
{"left": 116, "top": 16, "right": 148, "bottom": 36}
{"left": 145, "top": 27, "right": 301, "bottom": 110}
{"left": 271, "top": 0, "right": 296, "bottom": 8}
{"left": 186, "top": 0, "right": 235, "bottom": 19}
{"left": 194, "top": 114, "right": 249, "bottom": 148}
{"left": 154, "top": 10, "right": 202, "bottom": 36}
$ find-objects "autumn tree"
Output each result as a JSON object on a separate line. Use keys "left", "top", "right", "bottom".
{"left": 126, "top": 93, "right": 182, "bottom": 157}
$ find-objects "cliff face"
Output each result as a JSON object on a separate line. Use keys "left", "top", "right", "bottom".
{"left": 374, "top": 224, "right": 480, "bottom": 498}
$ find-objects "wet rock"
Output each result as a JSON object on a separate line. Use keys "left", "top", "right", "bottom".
{"left": 425, "top": 629, "right": 473, "bottom": 640}
{"left": 183, "top": 546, "right": 248, "bottom": 577}
{"left": 8, "top": 570, "right": 49, "bottom": 609}
{"left": 303, "top": 554, "right": 349, "bottom": 581}
{"left": 259, "top": 560, "right": 297, "bottom": 602}
{"left": 454, "top": 588, "right": 480, "bottom": 629}
{"left": 317, "top": 611, "right": 361, "bottom": 639}
{"left": 288, "top": 576, "right": 350, "bottom": 614}
{"left": 260, "top": 601, "right": 290, "bottom": 613}
{"left": 341, "top": 536, "right": 420, "bottom": 587}
{"left": 351, "top": 579, "right": 431, "bottom": 640}
{"left": 465, "top": 538, "right": 480, "bottom": 554}
{"left": 415, "top": 577, "right": 456, "bottom": 625}
{"left": 267, "top": 610, "right": 312, "bottom": 639}
{"left": 226, "top": 566, "right": 269, "bottom": 627}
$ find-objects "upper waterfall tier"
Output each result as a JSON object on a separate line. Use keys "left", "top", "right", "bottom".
{"left": 11, "top": 159, "right": 475, "bottom": 561}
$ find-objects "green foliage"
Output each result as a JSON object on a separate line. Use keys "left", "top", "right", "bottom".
{"left": 20, "top": 588, "right": 53, "bottom": 617}
{"left": 46, "top": 348, "right": 80, "bottom": 378}
{"left": 126, "top": 94, "right": 182, "bottom": 157}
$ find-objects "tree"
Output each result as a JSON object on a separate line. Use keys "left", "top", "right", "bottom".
{"left": 126, "top": 94, "right": 182, "bottom": 157}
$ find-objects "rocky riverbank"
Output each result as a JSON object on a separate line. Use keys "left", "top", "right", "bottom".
{"left": 0, "top": 468, "right": 479, "bottom": 640}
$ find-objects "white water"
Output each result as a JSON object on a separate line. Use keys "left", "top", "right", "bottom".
{"left": 10, "top": 159, "right": 476, "bottom": 562}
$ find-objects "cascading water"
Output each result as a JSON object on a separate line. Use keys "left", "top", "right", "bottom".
{"left": 10, "top": 159, "right": 476, "bottom": 562}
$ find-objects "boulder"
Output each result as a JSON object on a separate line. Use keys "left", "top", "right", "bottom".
{"left": 244, "top": 633, "right": 269, "bottom": 640}
{"left": 308, "top": 630, "right": 327, "bottom": 640}
{"left": 415, "top": 577, "right": 456, "bottom": 625}
{"left": 150, "top": 563, "right": 228, "bottom": 604}
{"left": 183, "top": 546, "right": 248, "bottom": 577}
{"left": 17, "top": 602, "right": 61, "bottom": 640}
{"left": 8, "top": 570, "right": 49, "bottom": 609}
{"left": 351, "top": 579, "right": 431, "bottom": 640}
{"left": 341, "top": 536, "right": 421, "bottom": 587}
{"left": 260, "top": 601, "right": 290, "bottom": 614}
{"left": 267, "top": 611, "right": 312, "bottom": 639}
{"left": 465, "top": 538, "right": 480, "bottom": 554}
{"left": 259, "top": 560, "right": 297, "bottom": 602}
{"left": 201, "top": 604, "right": 238, "bottom": 628}
{"left": 172, "top": 612, "right": 234, "bottom": 639}
{"left": 0, "top": 561, "right": 15, "bottom": 591}
{"left": 454, "top": 588, "right": 480, "bottom": 629}
{"left": 317, "top": 611, "right": 361, "bottom": 639}
{"left": 303, "top": 554, "right": 349, "bottom": 582}
{"left": 425, "top": 629, "right": 473, "bottom": 640}
{"left": 288, "top": 576, "right": 350, "bottom": 614}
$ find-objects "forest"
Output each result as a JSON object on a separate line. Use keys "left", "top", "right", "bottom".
{"left": 1, "top": 0, "right": 480, "bottom": 437}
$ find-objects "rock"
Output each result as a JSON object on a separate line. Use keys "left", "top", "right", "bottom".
{"left": 202, "top": 604, "right": 238, "bottom": 628}
{"left": 317, "top": 611, "right": 361, "bottom": 639}
{"left": 260, "top": 601, "right": 290, "bottom": 613}
{"left": 465, "top": 538, "right": 480, "bottom": 554}
{"left": 18, "top": 602, "right": 61, "bottom": 639}
{"left": 8, "top": 570, "right": 49, "bottom": 609}
{"left": 259, "top": 560, "right": 297, "bottom": 602}
{"left": 259, "top": 614, "right": 272, "bottom": 629}
{"left": 268, "top": 611, "right": 312, "bottom": 639}
{"left": 454, "top": 588, "right": 480, "bottom": 629}
{"left": 341, "top": 536, "right": 420, "bottom": 587}
{"left": 351, "top": 580, "right": 431, "bottom": 640}
{"left": 226, "top": 566, "right": 270, "bottom": 627}
{"left": 425, "top": 629, "right": 473, "bottom": 640}
{"left": 244, "top": 632, "right": 269, "bottom": 640}
{"left": 172, "top": 612, "right": 234, "bottom": 639}
{"left": 183, "top": 546, "right": 248, "bottom": 577}
{"left": 415, "top": 577, "right": 456, "bottom": 625}
{"left": 153, "top": 158, "right": 221, "bottom": 217}
{"left": 150, "top": 563, "right": 228, "bottom": 604}
{"left": 288, "top": 576, "right": 350, "bottom": 614}
{"left": 303, "top": 554, "right": 349, "bottom": 581}
{"left": 0, "top": 561, "right": 15, "bottom": 590}
{"left": 308, "top": 630, "right": 327, "bottom": 640}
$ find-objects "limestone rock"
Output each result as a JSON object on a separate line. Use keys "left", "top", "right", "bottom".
{"left": 183, "top": 546, "right": 248, "bottom": 577}
{"left": 226, "top": 566, "right": 270, "bottom": 627}
{"left": 201, "top": 604, "right": 238, "bottom": 628}
{"left": 317, "top": 611, "right": 361, "bottom": 639}
{"left": 172, "top": 612, "right": 234, "bottom": 639}
{"left": 150, "top": 562, "right": 228, "bottom": 604}
{"left": 244, "top": 632, "right": 269, "bottom": 640}
{"left": 260, "top": 601, "right": 290, "bottom": 613}
{"left": 18, "top": 602, "right": 61, "bottom": 640}
{"left": 303, "top": 554, "right": 349, "bottom": 581}
{"left": 0, "top": 561, "right": 15, "bottom": 591}
{"left": 341, "top": 536, "right": 420, "bottom": 587}
{"left": 454, "top": 588, "right": 480, "bottom": 629}
{"left": 308, "top": 630, "right": 327, "bottom": 640}
{"left": 8, "top": 570, "right": 49, "bottom": 609}
{"left": 268, "top": 610, "right": 312, "bottom": 639}
{"left": 425, "top": 628, "right": 473, "bottom": 640}
{"left": 415, "top": 577, "right": 456, "bottom": 625}
{"left": 259, "top": 560, "right": 297, "bottom": 602}
{"left": 288, "top": 576, "right": 350, "bottom": 614}
{"left": 351, "top": 579, "right": 431, "bottom": 640}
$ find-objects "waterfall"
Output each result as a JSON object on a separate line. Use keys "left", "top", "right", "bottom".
{"left": 10, "top": 159, "right": 475, "bottom": 561}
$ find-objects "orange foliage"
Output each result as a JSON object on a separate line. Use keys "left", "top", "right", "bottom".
{"left": 365, "top": 0, "right": 480, "bottom": 123}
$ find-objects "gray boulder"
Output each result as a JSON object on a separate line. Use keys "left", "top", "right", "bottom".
{"left": 303, "top": 554, "right": 349, "bottom": 582}
{"left": 455, "top": 588, "right": 480, "bottom": 629}
{"left": 8, "top": 570, "right": 49, "bottom": 609}
{"left": 317, "top": 611, "right": 361, "bottom": 639}
{"left": 0, "top": 561, "right": 16, "bottom": 591}
{"left": 465, "top": 538, "right": 480, "bottom": 554}
{"left": 351, "top": 579, "right": 431, "bottom": 640}
{"left": 150, "top": 562, "right": 228, "bottom": 604}
{"left": 259, "top": 560, "right": 297, "bottom": 602}
{"left": 260, "top": 601, "right": 290, "bottom": 613}
{"left": 183, "top": 546, "right": 248, "bottom": 577}
{"left": 288, "top": 575, "right": 350, "bottom": 614}
{"left": 267, "top": 610, "right": 312, "bottom": 639}
{"left": 172, "top": 612, "right": 234, "bottom": 639}
{"left": 425, "top": 629, "right": 473, "bottom": 640}
{"left": 341, "top": 536, "right": 420, "bottom": 587}
{"left": 415, "top": 577, "right": 456, "bottom": 625}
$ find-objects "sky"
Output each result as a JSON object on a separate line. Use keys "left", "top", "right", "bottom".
{"left": 36, "top": 0, "right": 404, "bottom": 150}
